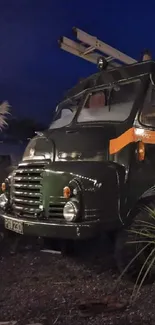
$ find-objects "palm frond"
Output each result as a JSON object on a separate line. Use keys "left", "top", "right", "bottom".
{"left": 116, "top": 205, "right": 155, "bottom": 303}
{"left": 115, "top": 242, "right": 151, "bottom": 285}
{"left": 131, "top": 247, "right": 155, "bottom": 302}
{"left": 0, "top": 101, "right": 10, "bottom": 130}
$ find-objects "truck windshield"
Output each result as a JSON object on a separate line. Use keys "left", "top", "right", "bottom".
{"left": 77, "top": 79, "right": 141, "bottom": 123}
{"left": 49, "top": 92, "right": 83, "bottom": 129}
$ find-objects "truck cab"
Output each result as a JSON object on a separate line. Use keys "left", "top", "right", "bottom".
{"left": 1, "top": 60, "right": 155, "bottom": 264}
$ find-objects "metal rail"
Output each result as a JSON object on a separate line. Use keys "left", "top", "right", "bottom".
{"left": 59, "top": 27, "right": 137, "bottom": 67}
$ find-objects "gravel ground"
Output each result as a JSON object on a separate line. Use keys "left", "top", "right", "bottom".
{"left": 0, "top": 235, "right": 155, "bottom": 325}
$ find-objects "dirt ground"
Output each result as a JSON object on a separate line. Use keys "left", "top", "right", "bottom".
{"left": 0, "top": 235, "right": 155, "bottom": 325}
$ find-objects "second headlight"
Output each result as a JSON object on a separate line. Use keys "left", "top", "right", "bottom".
{"left": 63, "top": 200, "right": 79, "bottom": 222}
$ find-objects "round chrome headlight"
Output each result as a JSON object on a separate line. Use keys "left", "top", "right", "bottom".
{"left": 63, "top": 201, "right": 79, "bottom": 222}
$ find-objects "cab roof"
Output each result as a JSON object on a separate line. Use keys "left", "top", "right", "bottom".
{"left": 65, "top": 60, "right": 155, "bottom": 99}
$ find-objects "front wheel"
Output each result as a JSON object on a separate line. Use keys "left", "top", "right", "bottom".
{"left": 115, "top": 202, "right": 155, "bottom": 284}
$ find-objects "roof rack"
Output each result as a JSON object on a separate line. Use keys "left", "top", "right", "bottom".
{"left": 65, "top": 61, "right": 155, "bottom": 99}
{"left": 58, "top": 27, "right": 137, "bottom": 68}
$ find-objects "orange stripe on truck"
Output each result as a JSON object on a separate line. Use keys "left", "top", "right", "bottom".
{"left": 109, "top": 127, "right": 155, "bottom": 154}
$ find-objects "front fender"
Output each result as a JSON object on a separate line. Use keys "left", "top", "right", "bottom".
{"left": 42, "top": 161, "right": 126, "bottom": 227}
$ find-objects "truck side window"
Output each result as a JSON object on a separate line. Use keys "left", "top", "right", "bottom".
{"left": 140, "top": 85, "right": 155, "bottom": 127}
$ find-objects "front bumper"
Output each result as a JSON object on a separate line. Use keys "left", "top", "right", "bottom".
{"left": 0, "top": 212, "right": 100, "bottom": 240}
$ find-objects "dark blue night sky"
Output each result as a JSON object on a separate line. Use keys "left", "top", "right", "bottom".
{"left": 0, "top": 0, "right": 155, "bottom": 125}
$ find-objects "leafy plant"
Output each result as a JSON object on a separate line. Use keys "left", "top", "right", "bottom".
{"left": 116, "top": 205, "right": 155, "bottom": 303}
{"left": 0, "top": 101, "right": 10, "bottom": 130}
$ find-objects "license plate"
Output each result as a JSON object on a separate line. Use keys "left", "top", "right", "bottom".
{"left": 4, "top": 218, "right": 23, "bottom": 234}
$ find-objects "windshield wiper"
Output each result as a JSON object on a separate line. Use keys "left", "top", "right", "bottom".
{"left": 107, "top": 84, "right": 120, "bottom": 111}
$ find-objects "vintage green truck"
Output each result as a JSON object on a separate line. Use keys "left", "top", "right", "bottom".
{"left": 1, "top": 59, "right": 155, "bottom": 278}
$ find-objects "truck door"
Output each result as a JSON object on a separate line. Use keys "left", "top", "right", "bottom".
{"left": 129, "top": 83, "right": 155, "bottom": 204}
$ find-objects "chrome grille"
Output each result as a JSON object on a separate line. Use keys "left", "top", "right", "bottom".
{"left": 48, "top": 198, "right": 66, "bottom": 219}
{"left": 12, "top": 162, "right": 46, "bottom": 218}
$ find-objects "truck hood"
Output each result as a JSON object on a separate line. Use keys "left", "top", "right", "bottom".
{"left": 23, "top": 125, "right": 123, "bottom": 162}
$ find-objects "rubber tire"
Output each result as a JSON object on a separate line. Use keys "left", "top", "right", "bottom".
{"left": 115, "top": 202, "right": 155, "bottom": 283}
